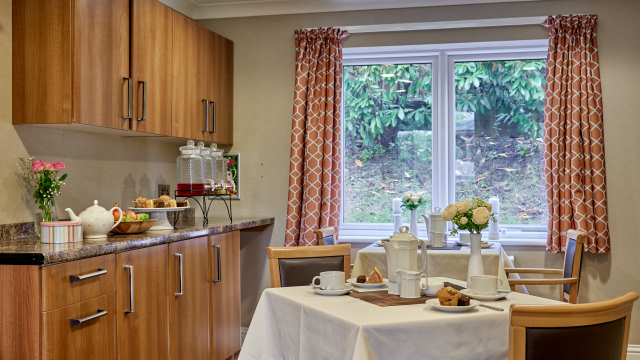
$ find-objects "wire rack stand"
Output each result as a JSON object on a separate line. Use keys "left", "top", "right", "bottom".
{"left": 174, "top": 190, "right": 233, "bottom": 227}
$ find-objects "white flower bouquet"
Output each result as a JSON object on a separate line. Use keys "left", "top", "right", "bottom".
{"left": 400, "top": 191, "right": 427, "bottom": 211}
{"left": 442, "top": 197, "right": 496, "bottom": 235}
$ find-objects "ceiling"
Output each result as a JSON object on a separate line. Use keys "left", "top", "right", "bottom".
{"left": 158, "top": 0, "right": 541, "bottom": 20}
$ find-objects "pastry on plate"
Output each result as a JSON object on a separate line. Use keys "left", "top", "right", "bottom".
{"left": 145, "top": 199, "right": 154, "bottom": 208}
{"left": 169, "top": 200, "right": 177, "bottom": 208}
{"left": 436, "top": 286, "right": 461, "bottom": 306}
{"left": 457, "top": 296, "right": 471, "bottom": 306}
{"left": 356, "top": 275, "right": 366, "bottom": 283}
{"left": 365, "top": 267, "right": 383, "bottom": 284}
{"left": 133, "top": 197, "right": 148, "bottom": 208}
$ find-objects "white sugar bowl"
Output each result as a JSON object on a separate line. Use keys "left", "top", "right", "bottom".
{"left": 65, "top": 200, "right": 122, "bottom": 239}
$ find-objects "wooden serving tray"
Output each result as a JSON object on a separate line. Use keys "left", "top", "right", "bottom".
{"left": 348, "top": 282, "right": 464, "bottom": 307}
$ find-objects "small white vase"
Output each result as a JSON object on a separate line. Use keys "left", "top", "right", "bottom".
{"left": 467, "top": 233, "right": 485, "bottom": 286}
{"left": 409, "top": 210, "right": 419, "bottom": 238}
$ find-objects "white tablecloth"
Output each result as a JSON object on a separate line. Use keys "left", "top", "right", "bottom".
{"left": 352, "top": 243, "right": 516, "bottom": 291}
{"left": 240, "top": 277, "right": 561, "bottom": 360}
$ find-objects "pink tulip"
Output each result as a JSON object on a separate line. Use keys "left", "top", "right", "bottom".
{"left": 31, "top": 159, "right": 43, "bottom": 173}
{"left": 43, "top": 162, "right": 55, "bottom": 171}
{"left": 52, "top": 161, "right": 65, "bottom": 171}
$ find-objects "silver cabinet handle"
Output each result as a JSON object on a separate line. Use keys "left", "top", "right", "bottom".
{"left": 70, "top": 309, "right": 108, "bottom": 326}
{"left": 213, "top": 245, "right": 221, "bottom": 283}
{"left": 122, "top": 77, "right": 132, "bottom": 120}
{"left": 123, "top": 265, "right": 135, "bottom": 313}
{"left": 174, "top": 253, "right": 183, "bottom": 296}
{"left": 202, "top": 99, "right": 209, "bottom": 133}
{"left": 69, "top": 268, "right": 107, "bottom": 283}
{"left": 137, "top": 81, "right": 147, "bottom": 121}
{"left": 210, "top": 101, "right": 217, "bottom": 134}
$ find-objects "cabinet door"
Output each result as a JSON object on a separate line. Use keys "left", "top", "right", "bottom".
{"left": 209, "top": 231, "right": 241, "bottom": 360}
{"left": 169, "top": 237, "right": 210, "bottom": 360}
{"left": 74, "top": 0, "right": 130, "bottom": 130}
{"left": 13, "top": 0, "right": 73, "bottom": 125}
{"left": 207, "top": 32, "right": 234, "bottom": 145}
{"left": 172, "top": 14, "right": 209, "bottom": 141}
{"left": 116, "top": 245, "right": 169, "bottom": 360}
{"left": 42, "top": 293, "right": 115, "bottom": 360}
{"left": 131, "top": 0, "right": 172, "bottom": 136}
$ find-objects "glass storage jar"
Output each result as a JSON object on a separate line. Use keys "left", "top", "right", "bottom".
{"left": 210, "top": 143, "right": 228, "bottom": 193}
{"left": 177, "top": 140, "right": 205, "bottom": 196}
{"left": 198, "top": 141, "right": 215, "bottom": 187}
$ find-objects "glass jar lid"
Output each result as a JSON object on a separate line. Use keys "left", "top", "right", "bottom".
{"left": 198, "top": 141, "right": 211, "bottom": 156}
{"left": 180, "top": 140, "right": 200, "bottom": 155}
{"left": 210, "top": 143, "right": 224, "bottom": 157}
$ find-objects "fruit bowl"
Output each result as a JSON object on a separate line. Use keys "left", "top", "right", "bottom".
{"left": 111, "top": 219, "right": 156, "bottom": 235}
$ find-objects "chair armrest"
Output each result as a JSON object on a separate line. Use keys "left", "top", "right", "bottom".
{"left": 505, "top": 268, "right": 563, "bottom": 275}
{"left": 507, "top": 278, "right": 577, "bottom": 286}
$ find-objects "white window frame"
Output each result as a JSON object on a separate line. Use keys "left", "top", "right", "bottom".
{"left": 340, "top": 40, "right": 548, "bottom": 246}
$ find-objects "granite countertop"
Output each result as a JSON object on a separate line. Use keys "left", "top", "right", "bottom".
{"left": 0, "top": 217, "right": 274, "bottom": 265}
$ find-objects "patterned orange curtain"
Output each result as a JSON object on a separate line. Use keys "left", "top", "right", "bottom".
{"left": 284, "top": 28, "right": 349, "bottom": 246}
{"left": 543, "top": 15, "right": 609, "bottom": 254}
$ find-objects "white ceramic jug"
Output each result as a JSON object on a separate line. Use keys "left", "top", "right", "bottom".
{"left": 383, "top": 226, "right": 427, "bottom": 295}
{"left": 422, "top": 208, "right": 447, "bottom": 248}
{"left": 396, "top": 269, "right": 426, "bottom": 299}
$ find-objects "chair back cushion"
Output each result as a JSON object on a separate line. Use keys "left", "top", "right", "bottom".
{"left": 321, "top": 235, "right": 335, "bottom": 245}
{"left": 525, "top": 317, "right": 624, "bottom": 360}
{"left": 563, "top": 237, "right": 583, "bottom": 294}
{"left": 278, "top": 256, "right": 344, "bottom": 287}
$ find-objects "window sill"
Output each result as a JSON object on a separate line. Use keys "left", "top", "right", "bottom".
{"left": 339, "top": 235, "right": 546, "bottom": 246}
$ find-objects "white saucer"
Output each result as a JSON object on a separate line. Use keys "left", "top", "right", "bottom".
{"left": 347, "top": 278, "right": 389, "bottom": 288}
{"left": 455, "top": 241, "right": 494, "bottom": 249}
{"left": 312, "top": 285, "right": 353, "bottom": 296}
{"left": 426, "top": 298, "right": 481, "bottom": 312}
{"left": 460, "top": 288, "right": 507, "bottom": 301}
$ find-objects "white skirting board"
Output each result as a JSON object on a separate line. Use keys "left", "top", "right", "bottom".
{"left": 629, "top": 345, "right": 640, "bottom": 359}
{"left": 238, "top": 334, "right": 640, "bottom": 357}
{"left": 241, "top": 327, "right": 249, "bottom": 346}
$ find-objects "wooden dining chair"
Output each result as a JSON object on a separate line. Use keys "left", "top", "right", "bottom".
{"left": 314, "top": 227, "right": 336, "bottom": 245}
{"left": 265, "top": 244, "right": 351, "bottom": 288}
{"left": 509, "top": 292, "right": 639, "bottom": 360}
{"left": 505, "top": 229, "right": 587, "bottom": 304}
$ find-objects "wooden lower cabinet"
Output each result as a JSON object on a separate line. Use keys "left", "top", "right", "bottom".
{"left": 116, "top": 244, "right": 170, "bottom": 360}
{"left": 0, "top": 232, "right": 242, "bottom": 360}
{"left": 209, "top": 231, "right": 241, "bottom": 360}
{"left": 42, "top": 293, "right": 115, "bottom": 360}
{"left": 169, "top": 237, "right": 210, "bottom": 360}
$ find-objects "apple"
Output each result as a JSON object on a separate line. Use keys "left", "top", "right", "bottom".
{"left": 113, "top": 208, "right": 122, "bottom": 221}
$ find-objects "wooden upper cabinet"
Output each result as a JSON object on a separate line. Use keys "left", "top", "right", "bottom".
{"left": 172, "top": 13, "right": 209, "bottom": 141}
{"left": 131, "top": 0, "right": 173, "bottom": 136}
{"left": 116, "top": 245, "right": 170, "bottom": 360}
{"left": 209, "top": 231, "right": 241, "bottom": 360}
{"left": 13, "top": 0, "right": 130, "bottom": 129}
{"left": 207, "top": 32, "right": 234, "bottom": 145}
{"left": 169, "top": 237, "right": 210, "bottom": 360}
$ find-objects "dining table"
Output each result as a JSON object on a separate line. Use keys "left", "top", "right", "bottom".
{"left": 239, "top": 277, "right": 562, "bottom": 360}
{"left": 351, "top": 241, "right": 523, "bottom": 292}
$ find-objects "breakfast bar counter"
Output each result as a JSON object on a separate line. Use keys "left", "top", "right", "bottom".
{"left": 0, "top": 217, "right": 274, "bottom": 265}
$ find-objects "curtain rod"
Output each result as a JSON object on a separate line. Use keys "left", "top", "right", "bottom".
{"left": 306, "top": 16, "right": 548, "bottom": 34}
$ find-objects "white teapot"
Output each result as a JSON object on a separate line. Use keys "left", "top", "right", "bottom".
{"left": 65, "top": 200, "right": 122, "bottom": 239}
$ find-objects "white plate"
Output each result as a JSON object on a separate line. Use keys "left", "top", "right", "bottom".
{"left": 426, "top": 298, "right": 481, "bottom": 312}
{"left": 347, "top": 278, "right": 389, "bottom": 288}
{"left": 460, "top": 289, "right": 507, "bottom": 301}
{"left": 312, "top": 285, "right": 354, "bottom": 296}
{"left": 455, "top": 241, "right": 494, "bottom": 249}
{"left": 128, "top": 207, "right": 189, "bottom": 212}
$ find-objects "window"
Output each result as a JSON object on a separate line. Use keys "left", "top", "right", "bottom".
{"left": 341, "top": 40, "right": 549, "bottom": 243}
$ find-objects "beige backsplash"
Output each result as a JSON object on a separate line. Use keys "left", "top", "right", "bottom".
{"left": 13, "top": 126, "right": 179, "bottom": 220}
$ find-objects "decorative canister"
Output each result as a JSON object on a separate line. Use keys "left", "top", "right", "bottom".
{"left": 40, "top": 221, "right": 83, "bottom": 244}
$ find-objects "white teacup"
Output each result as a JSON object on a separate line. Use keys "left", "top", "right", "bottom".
{"left": 470, "top": 275, "right": 504, "bottom": 295}
{"left": 312, "top": 271, "right": 345, "bottom": 290}
{"left": 421, "top": 280, "right": 444, "bottom": 297}
{"left": 459, "top": 233, "right": 470, "bottom": 244}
